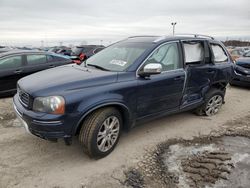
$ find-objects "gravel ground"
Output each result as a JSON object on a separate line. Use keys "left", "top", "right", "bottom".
{"left": 0, "top": 86, "right": 249, "bottom": 188}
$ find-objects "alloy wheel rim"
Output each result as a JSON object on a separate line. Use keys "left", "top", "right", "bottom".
{"left": 97, "top": 116, "right": 120, "bottom": 152}
{"left": 205, "top": 95, "right": 223, "bottom": 116}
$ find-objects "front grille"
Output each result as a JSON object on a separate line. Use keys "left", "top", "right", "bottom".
{"left": 18, "top": 88, "right": 30, "bottom": 107}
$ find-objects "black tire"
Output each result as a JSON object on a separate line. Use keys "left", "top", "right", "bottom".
{"left": 229, "top": 82, "right": 234, "bottom": 86}
{"left": 195, "top": 88, "right": 225, "bottom": 116}
{"left": 79, "top": 107, "right": 122, "bottom": 158}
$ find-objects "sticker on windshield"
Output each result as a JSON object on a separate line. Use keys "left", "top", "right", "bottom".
{"left": 110, "top": 59, "right": 127, "bottom": 66}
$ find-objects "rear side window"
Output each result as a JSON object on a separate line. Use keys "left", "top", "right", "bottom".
{"left": 0, "top": 56, "right": 22, "bottom": 69}
{"left": 27, "top": 54, "right": 47, "bottom": 65}
{"left": 210, "top": 43, "right": 228, "bottom": 63}
{"left": 183, "top": 42, "right": 204, "bottom": 64}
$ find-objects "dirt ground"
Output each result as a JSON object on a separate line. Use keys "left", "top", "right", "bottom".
{"left": 0, "top": 86, "right": 249, "bottom": 188}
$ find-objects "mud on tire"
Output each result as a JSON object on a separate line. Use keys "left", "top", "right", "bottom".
{"left": 79, "top": 107, "right": 122, "bottom": 158}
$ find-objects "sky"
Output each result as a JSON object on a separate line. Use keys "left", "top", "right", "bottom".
{"left": 0, "top": 0, "right": 249, "bottom": 46}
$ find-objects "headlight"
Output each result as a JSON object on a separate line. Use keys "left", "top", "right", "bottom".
{"left": 33, "top": 96, "right": 65, "bottom": 114}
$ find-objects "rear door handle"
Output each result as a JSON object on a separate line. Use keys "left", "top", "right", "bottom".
{"left": 14, "top": 70, "right": 23, "bottom": 74}
{"left": 49, "top": 65, "right": 55, "bottom": 68}
{"left": 174, "top": 76, "right": 184, "bottom": 81}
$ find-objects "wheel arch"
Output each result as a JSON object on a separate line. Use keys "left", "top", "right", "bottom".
{"left": 74, "top": 102, "right": 133, "bottom": 136}
{"left": 210, "top": 82, "right": 227, "bottom": 91}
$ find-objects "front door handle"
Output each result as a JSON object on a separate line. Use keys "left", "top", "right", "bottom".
{"left": 174, "top": 76, "right": 184, "bottom": 81}
{"left": 14, "top": 70, "right": 23, "bottom": 74}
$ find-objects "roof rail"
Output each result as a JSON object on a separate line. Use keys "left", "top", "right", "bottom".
{"left": 128, "top": 35, "right": 158, "bottom": 38}
{"left": 174, "top": 33, "right": 214, "bottom": 40}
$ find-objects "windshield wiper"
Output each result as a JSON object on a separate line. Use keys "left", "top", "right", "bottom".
{"left": 87, "top": 64, "right": 110, "bottom": 71}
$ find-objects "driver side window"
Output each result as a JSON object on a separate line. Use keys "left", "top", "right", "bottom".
{"left": 143, "top": 42, "right": 182, "bottom": 71}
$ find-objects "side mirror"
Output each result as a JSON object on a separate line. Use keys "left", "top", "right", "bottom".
{"left": 139, "top": 63, "right": 162, "bottom": 77}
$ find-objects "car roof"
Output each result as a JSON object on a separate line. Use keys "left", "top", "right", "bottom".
{"left": 0, "top": 50, "right": 71, "bottom": 60}
{"left": 0, "top": 50, "right": 46, "bottom": 58}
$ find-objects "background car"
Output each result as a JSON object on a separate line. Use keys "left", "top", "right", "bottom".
{"left": 0, "top": 50, "right": 73, "bottom": 97}
{"left": 228, "top": 49, "right": 244, "bottom": 61}
{"left": 230, "top": 50, "right": 250, "bottom": 87}
{"left": 0, "top": 46, "right": 13, "bottom": 53}
{"left": 70, "top": 45, "right": 105, "bottom": 62}
{"left": 56, "top": 48, "right": 72, "bottom": 56}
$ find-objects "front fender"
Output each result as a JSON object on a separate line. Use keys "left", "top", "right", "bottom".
{"left": 72, "top": 99, "right": 133, "bottom": 135}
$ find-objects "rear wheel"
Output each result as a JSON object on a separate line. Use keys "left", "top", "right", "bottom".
{"left": 79, "top": 107, "right": 122, "bottom": 158}
{"left": 204, "top": 94, "right": 223, "bottom": 116}
{"left": 195, "top": 89, "right": 225, "bottom": 116}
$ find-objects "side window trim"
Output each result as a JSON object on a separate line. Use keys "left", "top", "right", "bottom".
{"left": 136, "top": 41, "right": 182, "bottom": 77}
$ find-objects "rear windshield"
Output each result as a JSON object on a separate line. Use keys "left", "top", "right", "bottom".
{"left": 84, "top": 42, "right": 152, "bottom": 72}
{"left": 72, "top": 47, "right": 83, "bottom": 55}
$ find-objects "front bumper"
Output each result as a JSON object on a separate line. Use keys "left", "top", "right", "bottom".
{"left": 14, "top": 104, "right": 32, "bottom": 135}
{"left": 13, "top": 94, "right": 73, "bottom": 140}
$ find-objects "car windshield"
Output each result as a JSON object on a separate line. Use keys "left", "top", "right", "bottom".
{"left": 84, "top": 41, "right": 151, "bottom": 72}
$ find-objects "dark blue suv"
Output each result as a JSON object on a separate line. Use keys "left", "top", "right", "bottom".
{"left": 13, "top": 35, "right": 233, "bottom": 158}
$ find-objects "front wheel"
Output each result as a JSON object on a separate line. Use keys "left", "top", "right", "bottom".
{"left": 79, "top": 107, "right": 122, "bottom": 158}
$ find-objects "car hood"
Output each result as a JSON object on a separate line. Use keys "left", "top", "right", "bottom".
{"left": 234, "top": 64, "right": 250, "bottom": 76}
{"left": 236, "top": 57, "right": 250, "bottom": 69}
{"left": 18, "top": 64, "right": 118, "bottom": 96}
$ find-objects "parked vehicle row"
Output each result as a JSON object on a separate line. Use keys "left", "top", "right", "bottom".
{"left": 0, "top": 44, "right": 106, "bottom": 62}
{"left": 45, "top": 45, "right": 105, "bottom": 64}
{"left": 70, "top": 45, "right": 105, "bottom": 62}
{"left": 13, "top": 35, "right": 234, "bottom": 158}
{"left": 227, "top": 46, "right": 250, "bottom": 61}
{"left": 48, "top": 46, "right": 72, "bottom": 56}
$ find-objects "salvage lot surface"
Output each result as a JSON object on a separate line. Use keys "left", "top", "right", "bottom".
{"left": 0, "top": 86, "right": 249, "bottom": 188}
